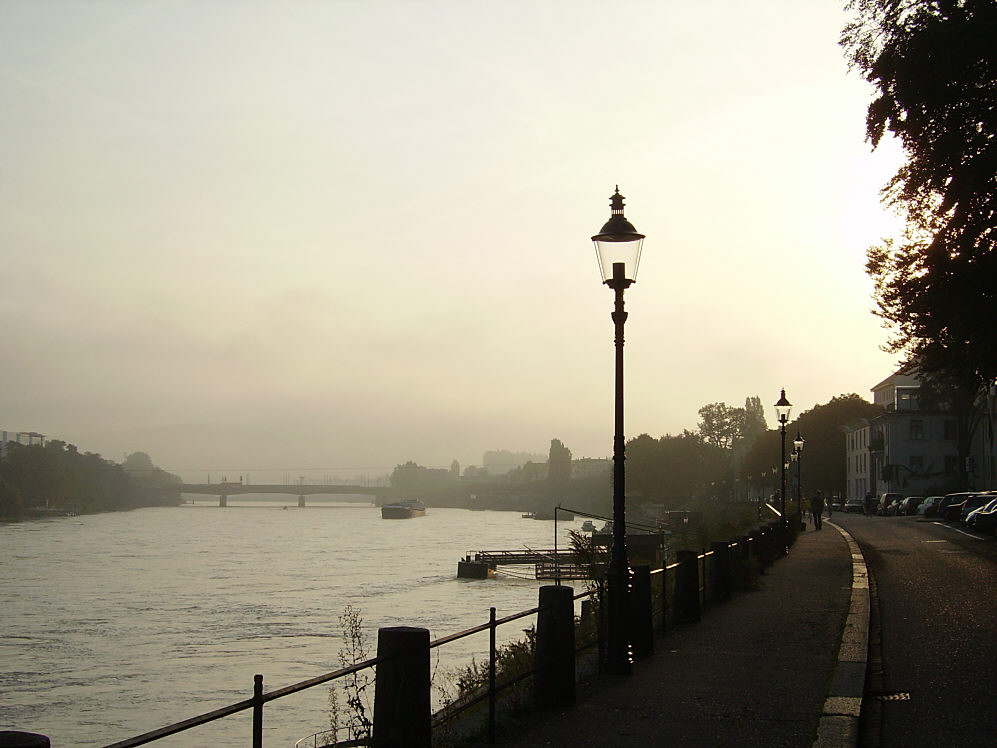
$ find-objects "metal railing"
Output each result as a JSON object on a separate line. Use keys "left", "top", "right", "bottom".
{"left": 100, "top": 517, "right": 781, "bottom": 748}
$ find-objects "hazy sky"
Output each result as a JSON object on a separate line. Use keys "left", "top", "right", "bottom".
{"left": 0, "top": 0, "right": 904, "bottom": 480}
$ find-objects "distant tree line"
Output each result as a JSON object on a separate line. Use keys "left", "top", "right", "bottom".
{"left": 0, "top": 442, "right": 181, "bottom": 519}
{"left": 391, "top": 394, "right": 884, "bottom": 512}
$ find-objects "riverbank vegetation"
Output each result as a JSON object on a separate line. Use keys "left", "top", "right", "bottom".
{"left": 0, "top": 442, "right": 181, "bottom": 519}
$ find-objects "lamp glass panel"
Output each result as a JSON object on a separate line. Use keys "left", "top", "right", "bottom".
{"left": 593, "top": 237, "right": 643, "bottom": 284}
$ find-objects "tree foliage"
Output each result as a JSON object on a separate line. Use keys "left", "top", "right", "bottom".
{"left": 741, "top": 394, "right": 882, "bottom": 496}
{"left": 390, "top": 460, "right": 458, "bottom": 494}
{"left": 626, "top": 431, "right": 728, "bottom": 504}
{"left": 842, "top": 0, "right": 997, "bottom": 385}
{"left": 697, "top": 403, "right": 745, "bottom": 450}
{"left": 0, "top": 442, "right": 180, "bottom": 516}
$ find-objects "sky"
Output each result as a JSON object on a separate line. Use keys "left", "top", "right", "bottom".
{"left": 0, "top": 0, "right": 905, "bottom": 482}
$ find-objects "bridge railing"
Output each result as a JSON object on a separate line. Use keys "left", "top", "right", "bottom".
{"left": 13, "top": 519, "right": 784, "bottom": 748}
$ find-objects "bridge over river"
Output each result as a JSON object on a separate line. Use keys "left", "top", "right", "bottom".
{"left": 179, "top": 483, "right": 393, "bottom": 507}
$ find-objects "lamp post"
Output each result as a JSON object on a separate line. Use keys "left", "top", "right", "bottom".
{"left": 794, "top": 432, "right": 805, "bottom": 524}
{"left": 774, "top": 389, "right": 792, "bottom": 552}
{"left": 592, "top": 186, "right": 644, "bottom": 675}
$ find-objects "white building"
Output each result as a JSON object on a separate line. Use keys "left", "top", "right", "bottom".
{"left": 843, "top": 372, "right": 995, "bottom": 499}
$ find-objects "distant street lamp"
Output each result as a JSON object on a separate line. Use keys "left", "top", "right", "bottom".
{"left": 592, "top": 186, "right": 644, "bottom": 675}
{"left": 774, "top": 389, "right": 792, "bottom": 553}
{"left": 794, "top": 432, "right": 805, "bottom": 523}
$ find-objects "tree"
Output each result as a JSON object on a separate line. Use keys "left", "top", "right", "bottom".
{"left": 741, "top": 396, "right": 767, "bottom": 445}
{"left": 841, "top": 1, "right": 997, "bottom": 386}
{"left": 741, "top": 394, "right": 882, "bottom": 497}
{"left": 697, "top": 402, "right": 745, "bottom": 450}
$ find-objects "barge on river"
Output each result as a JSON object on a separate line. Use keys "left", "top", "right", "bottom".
{"left": 381, "top": 498, "right": 426, "bottom": 519}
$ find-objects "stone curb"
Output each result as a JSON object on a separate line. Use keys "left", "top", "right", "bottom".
{"left": 812, "top": 522, "right": 869, "bottom": 747}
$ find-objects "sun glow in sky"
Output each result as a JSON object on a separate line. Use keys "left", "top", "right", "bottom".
{"left": 0, "top": 0, "right": 905, "bottom": 479}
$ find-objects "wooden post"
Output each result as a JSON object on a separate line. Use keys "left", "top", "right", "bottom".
{"left": 252, "top": 674, "right": 263, "bottom": 748}
{"left": 673, "top": 550, "right": 701, "bottom": 624}
{"left": 629, "top": 564, "right": 653, "bottom": 658}
{"left": 709, "top": 541, "right": 732, "bottom": 603}
{"left": 373, "top": 626, "right": 430, "bottom": 748}
{"left": 534, "top": 585, "right": 575, "bottom": 708}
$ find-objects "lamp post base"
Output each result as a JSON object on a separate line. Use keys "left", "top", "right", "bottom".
{"left": 603, "top": 561, "right": 631, "bottom": 675}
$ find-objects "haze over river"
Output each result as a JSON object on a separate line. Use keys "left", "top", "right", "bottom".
{"left": 1, "top": 501, "right": 587, "bottom": 747}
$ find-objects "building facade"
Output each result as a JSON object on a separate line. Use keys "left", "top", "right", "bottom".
{"left": 843, "top": 372, "right": 995, "bottom": 499}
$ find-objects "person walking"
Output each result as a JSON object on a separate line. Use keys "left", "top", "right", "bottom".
{"left": 810, "top": 491, "right": 825, "bottom": 530}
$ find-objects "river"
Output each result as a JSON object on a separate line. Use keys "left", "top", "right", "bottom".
{"left": 1, "top": 500, "right": 589, "bottom": 747}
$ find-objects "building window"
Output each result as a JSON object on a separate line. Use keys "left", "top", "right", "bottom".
{"left": 897, "top": 387, "right": 920, "bottom": 411}
{"left": 910, "top": 455, "right": 924, "bottom": 474}
{"left": 909, "top": 419, "right": 924, "bottom": 440}
{"left": 945, "top": 455, "right": 959, "bottom": 476}
{"left": 944, "top": 419, "right": 957, "bottom": 440}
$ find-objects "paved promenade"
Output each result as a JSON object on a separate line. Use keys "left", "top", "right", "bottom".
{"left": 484, "top": 520, "right": 869, "bottom": 748}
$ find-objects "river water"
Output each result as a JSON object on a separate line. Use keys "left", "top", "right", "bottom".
{"left": 1, "top": 500, "right": 588, "bottom": 747}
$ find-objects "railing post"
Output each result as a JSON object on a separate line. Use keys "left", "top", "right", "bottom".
{"left": 488, "top": 606, "right": 496, "bottom": 744}
{"left": 747, "top": 529, "right": 763, "bottom": 571}
{"left": 373, "top": 626, "right": 431, "bottom": 748}
{"left": 673, "top": 550, "right": 701, "bottom": 624}
{"left": 629, "top": 564, "right": 653, "bottom": 658}
{"left": 710, "top": 541, "right": 733, "bottom": 603}
{"left": 661, "top": 563, "right": 669, "bottom": 631}
{"left": 252, "top": 674, "right": 263, "bottom": 748}
{"left": 700, "top": 550, "right": 708, "bottom": 609}
{"left": 535, "top": 585, "right": 575, "bottom": 709}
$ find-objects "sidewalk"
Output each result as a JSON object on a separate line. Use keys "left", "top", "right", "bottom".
{"left": 482, "top": 521, "right": 867, "bottom": 748}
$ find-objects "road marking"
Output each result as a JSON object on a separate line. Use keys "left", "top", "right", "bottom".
{"left": 930, "top": 522, "right": 987, "bottom": 540}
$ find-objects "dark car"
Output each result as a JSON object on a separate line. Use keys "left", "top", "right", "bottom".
{"left": 938, "top": 492, "right": 978, "bottom": 522}
{"left": 923, "top": 496, "right": 947, "bottom": 517}
{"left": 877, "top": 492, "right": 904, "bottom": 516}
{"left": 968, "top": 499, "right": 997, "bottom": 534}
{"left": 844, "top": 498, "right": 865, "bottom": 514}
{"left": 967, "top": 497, "right": 997, "bottom": 532}
{"left": 918, "top": 496, "right": 941, "bottom": 515}
{"left": 957, "top": 493, "right": 993, "bottom": 523}
{"left": 898, "top": 496, "right": 924, "bottom": 516}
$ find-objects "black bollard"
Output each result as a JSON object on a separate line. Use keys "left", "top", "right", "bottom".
{"left": 372, "top": 626, "right": 430, "bottom": 748}
{"left": 629, "top": 564, "right": 653, "bottom": 658}
{"left": 709, "top": 541, "right": 733, "bottom": 603}
{"left": 0, "top": 733, "right": 50, "bottom": 748}
{"left": 673, "top": 550, "right": 701, "bottom": 624}
{"left": 535, "top": 585, "right": 575, "bottom": 709}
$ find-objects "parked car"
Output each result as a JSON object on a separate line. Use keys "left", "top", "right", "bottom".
{"left": 938, "top": 492, "right": 978, "bottom": 522}
{"left": 968, "top": 498, "right": 997, "bottom": 534}
{"left": 962, "top": 492, "right": 996, "bottom": 521}
{"left": 917, "top": 497, "right": 941, "bottom": 515}
{"left": 831, "top": 499, "right": 844, "bottom": 512}
{"left": 844, "top": 498, "right": 865, "bottom": 514}
{"left": 923, "top": 496, "right": 947, "bottom": 517}
{"left": 877, "top": 492, "right": 904, "bottom": 516}
{"left": 898, "top": 496, "right": 924, "bottom": 516}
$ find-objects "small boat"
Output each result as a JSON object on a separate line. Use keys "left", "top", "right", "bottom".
{"left": 381, "top": 498, "right": 426, "bottom": 519}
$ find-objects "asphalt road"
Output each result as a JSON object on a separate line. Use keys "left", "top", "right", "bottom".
{"left": 832, "top": 512, "right": 997, "bottom": 748}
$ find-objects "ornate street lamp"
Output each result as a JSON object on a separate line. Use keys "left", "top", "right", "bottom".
{"left": 794, "top": 432, "right": 805, "bottom": 523}
{"left": 592, "top": 186, "right": 644, "bottom": 675}
{"left": 774, "top": 389, "right": 792, "bottom": 553}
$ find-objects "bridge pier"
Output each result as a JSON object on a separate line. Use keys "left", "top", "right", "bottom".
{"left": 219, "top": 495, "right": 227, "bottom": 507}
{"left": 298, "top": 495, "right": 306, "bottom": 508}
